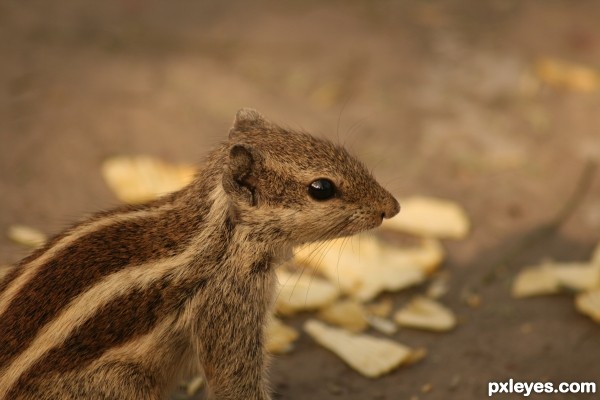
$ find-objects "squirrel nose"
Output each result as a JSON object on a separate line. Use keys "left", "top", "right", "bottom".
{"left": 381, "top": 196, "right": 400, "bottom": 220}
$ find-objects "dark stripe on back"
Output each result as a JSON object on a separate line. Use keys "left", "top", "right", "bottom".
{"left": 0, "top": 203, "right": 205, "bottom": 370}
{"left": 0, "top": 230, "right": 71, "bottom": 295}
{"left": 8, "top": 276, "right": 207, "bottom": 398}
{"left": 0, "top": 198, "right": 176, "bottom": 296}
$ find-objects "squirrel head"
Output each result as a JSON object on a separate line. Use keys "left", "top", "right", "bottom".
{"left": 222, "top": 108, "right": 400, "bottom": 245}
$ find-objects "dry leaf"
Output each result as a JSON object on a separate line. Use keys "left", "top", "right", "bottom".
{"left": 366, "top": 298, "right": 394, "bottom": 318}
{"left": 394, "top": 296, "right": 457, "bottom": 332}
{"left": 552, "top": 262, "right": 600, "bottom": 291}
{"left": 265, "top": 317, "right": 300, "bottom": 354}
{"left": 382, "top": 196, "right": 470, "bottom": 239}
{"left": 405, "top": 347, "right": 427, "bottom": 366}
{"left": 512, "top": 262, "right": 600, "bottom": 298}
{"left": 575, "top": 290, "right": 600, "bottom": 323}
{"left": 512, "top": 264, "right": 560, "bottom": 298}
{"left": 379, "top": 236, "right": 445, "bottom": 275}
{"left": 535, "top": 58, "right": 600, "bottom": 92}
{"left": 318, "top": 300, "right": 368, "bottom": 332}
{"left": 426, "top": 273, "right": 450, "bottom": 299}
{"left": 366, "top": 315, "right": 397, "bottom": 335}
{"left": 101, "top": 155, "right": 196, "bottom": 204}
{"left": 295, "top": 234, "right": 442, "bottom": 301}
{"left": 7, "top": 225, "right": 47, "bottom": 248}
{"left": 304, "top": 319, "right": 412, "bottom": 378}
{"left": 275, "top": 269, "right": 340, "bottom": 315}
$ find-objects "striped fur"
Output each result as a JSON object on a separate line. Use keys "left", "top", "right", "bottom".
{"left": 0, "top": 109, "right": 400, "bottom": 400}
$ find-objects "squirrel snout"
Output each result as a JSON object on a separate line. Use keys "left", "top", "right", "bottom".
{"left": 381, "top": 196, "right": 400, "bottom": 220}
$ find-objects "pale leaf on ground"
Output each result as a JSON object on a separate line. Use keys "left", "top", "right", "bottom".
{"left": 426, "top": 273, "right": 450, "bottom": 299}
{"left": 378, "top": 236, "right": 445, "bottom": 275}
{"left": 7, "top": 225, "right": 47, "bottom": 248}
{"left": 404, "top": 347, "right": 428, "bottom": 366}
{"left": 512, "top": 262, "right": 600, "bottom": 298}
{"left": 382, "top": 196, "right": 470, "bottom": 239}
{"left": 275, "top": 269, "right": 339, "bottom": 315}
{"left": 295, "top": 234, "right": 442, "bottom": 301}
{"left": 512, "top": 264, "right": 560, "bottom": 298}
{"left": 318, "top": 299, "right": 368, "bottom": 332}
{"left": 265, "top": 317, "right": 299, "bottom": 354}
{"left": 552, "top": 262, "right": 600, "bottom": 291}
{"left": 575, "top": 290, "right": 600, "bottom": 323}
{"left": 394, "top": 296, "right": 457, "bottom": 332}
{"left": 101, "top": 155, "right": 196, "bottom": 204}
{"left": 304, "top": 319, "right": 412, "bottom": 378}
{"left": 366, "top": 315, "right": 397, "bottom": 335}
{"left": 366, "top": 298, "right": 394, "bottom": 318}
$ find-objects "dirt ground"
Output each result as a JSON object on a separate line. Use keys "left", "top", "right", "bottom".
{"left": 1, "top": 1, "right": 600, "bottom": 399}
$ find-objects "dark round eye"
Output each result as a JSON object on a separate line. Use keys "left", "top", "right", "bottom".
{"left": 308, "top": 178, "right": 336, "bottom": 201}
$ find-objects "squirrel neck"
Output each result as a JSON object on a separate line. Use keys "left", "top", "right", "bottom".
{"left": 173, "top": 151, "right": 290, "bottom": 275}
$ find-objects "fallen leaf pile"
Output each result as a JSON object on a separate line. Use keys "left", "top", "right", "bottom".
{"left": 512, "top": 243, "right": 600, "bottom": 323}
{"left": 273, "top": 195, "right": 469, "bottom": 376}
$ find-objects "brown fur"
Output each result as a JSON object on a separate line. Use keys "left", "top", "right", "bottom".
{"left": 0, "top": 109, "right": 400, "bottom": 400}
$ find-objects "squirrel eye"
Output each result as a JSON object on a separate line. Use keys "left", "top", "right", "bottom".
{"left": 308, "top": 178, "right": 336, "bottom": 201}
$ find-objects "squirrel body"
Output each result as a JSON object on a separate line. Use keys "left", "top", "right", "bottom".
{"left": 0, "top": 109, "right": 399, "bottom": 399}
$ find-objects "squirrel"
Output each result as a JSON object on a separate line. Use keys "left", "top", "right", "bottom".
{"left": 0, "top": 108, "right": 400, "bottom": 400}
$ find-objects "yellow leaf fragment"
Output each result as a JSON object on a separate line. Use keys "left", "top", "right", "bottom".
{"left": 394, "top": 296, "right": 457, "bottom": 332}
{"left": 426, "top": 273, "right": 450, "bottom": 299}
{"left": 382, "top": 196, "right": 470, "bottom": 239}
{"left": 536, "top": 58, "right": 600, "bottom": 92}
{"left": 553, "top": 262, "right": 600, "bottom": 291}
{"left": 366, "top": 315, "right": 398, "bottom": 335}
{"left": 265, "top": 317, "right": 300, "bottom": 354}
{"left": 512, "top": 262, "right": 600, "bottom": 298}
{"left": 379, "top": 237, "right": 445, "bottom": 275}
{"left": 295, "top": 234, "right": 442, "bottom": 301}
{"left": 318, "top": 300, "right": 368, "bottom": 332}
{"left": 512, "top": 264, "right": 560, "bottom": 298}
{"left": 405, "top": 347, "right": 427, "bottom": 366}
{"left": 275, "top": 269, "right": 340, "bottom": 315}
{"left": 366, "top": 298, "right": 394, "bottom": 318}
{"left": 101, "top": 156, "right": 196, "bottom": 204}
{"left": 304, "top": 319, "right": 412, "bottom": 378}
{"left": 575, "top": 290, "right": 600, "bottom": 323}
{"left": 7, "top": 225, "right": 47, "bottom": 248}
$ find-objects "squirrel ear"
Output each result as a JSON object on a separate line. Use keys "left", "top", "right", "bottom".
{"left": 223, "top": 144, "right": 260, "bottom": 205}
{"left": 229, "top": 108, "right": 268, "bottom": 139}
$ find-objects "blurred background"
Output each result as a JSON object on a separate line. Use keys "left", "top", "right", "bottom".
{"left": 1, "top": 1, "right": 600, "bottom": 399}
